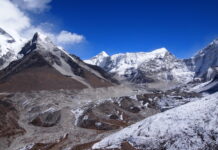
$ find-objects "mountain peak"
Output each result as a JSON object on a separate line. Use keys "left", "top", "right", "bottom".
{"left": 32, "top": 32, "right": 40, "bottom": 42}
{"left": 32, "top": 32, "right": 51, "bottom": 43}
{"left": 84, "top": 51, "right": 110, "bottom": 68}
{"left": 0, "top": 27, "right": 16, "bottom": 43}
{"left": 151, "top": 47, "right": 169, "bottom": 54}
{"left": 19, "top": 32, "right": 54, "bottom": 56}
{"left": 211, "top": 38, "right": 218, "bottom": 45}
{"left": 0, "top": 27, "right": 8, "bottom": 35}
{"left": 148, "top": 47, "right": 172, "bottom": 58}
{"left": 196, "top": 38, "right": 218, "bottom": 56}
{"left": 98, "top": 51, "right": 109, "bottom": 57}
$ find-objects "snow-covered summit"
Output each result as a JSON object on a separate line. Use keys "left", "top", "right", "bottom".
{"left": 99, "top": 51, "right": 109, "bottom": 57}
{"left": 85, "top": 47, "right": 194, "bottom": 83}
{"left": 0, "top": 27, "right": 25, "bottom": 55}
{"left": 209, "top": 38, "right": 218, "bottom": 46}
{"left": 184, "top": 39, "right": 218, "bottom": 78}
{"left": 0, "top": 27, "right": 25, "bottom": 69}
{"left": 148, "top": 47, "right": 169, "bottom": 55}
{"left": 0, "top": 27, "right": 15, "bottom": 43}
{"left": 108, "top": 48, "right": 171, "bottom": 75}
{"left": 85, "top": 48, "right": 170, "bottom": 71}
{"left": 196, "top": 39, "right": 218, "bottom": 57}
{"left": 85, "top": 51, "right": 110, "bottom": 68}
{"left": 19, "top": 32, "right": 55, "bottom": 56}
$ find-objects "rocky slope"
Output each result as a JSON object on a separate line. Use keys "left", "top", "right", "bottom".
{"left": 72, "top": 88, "right": 200, "bottom": 131}
{"left": 93, "top": 92, "right": 218, "bottom": 150}
{"left": 0, "top": 33, "right": 116, "bottom": 92}
{"left": 192, "top": 67, "right": 218, "bottom": 94}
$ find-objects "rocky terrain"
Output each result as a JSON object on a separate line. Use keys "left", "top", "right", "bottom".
{"left": 0, "top": 26, "right": 218, "bottom": 150}
{"left": 93, "top": 92, "right": 218, "bottom": 150}
{"left": 0, "top": 84, "right": 202, "bottom": 150}
{"left": 0, "top": 93, "right": 25, "bottom": 150}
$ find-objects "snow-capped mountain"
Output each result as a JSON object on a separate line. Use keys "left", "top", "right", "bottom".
{"left": 184, "top": 39, "right": 218, "bottom": 78}
{"left": 85, "top": 48, "right": 194, "bottom": 83}
{"left": 1, "top": 27, "right": 217, "bottom": 85}
{"left": 0, "top": 33, "right": 115, "bottom": 92}
{"left": 0, "top": 27, "right": 25, "bottom": 70}
{"left": 134, "top": 50, "right": 194, "bottom": 83}
{"left": 85, "top": 51, "right": 110, "bottom": 68}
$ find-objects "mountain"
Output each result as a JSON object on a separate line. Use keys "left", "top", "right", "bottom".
{"left": 85, "top": 48, "right": 194, "bottom": 83}
{"left": 85, "top": 51, "right": 110, "bottom": 68}
{"left": 0, "top": 33, "right": 115, "bottom": 92}
{"left": 0, "top": 27, "right": 218, "bottom": 150}
{"left": 0, "top": 27, "right": 25, "bottom": 70}
{"left": 1, "top": 28, "right": 217, "bottom": 85}
{"left": 93, "top": 92, "right": 218, "bottom": 150}
{"left": 184, "top": 39, "right": 218, "bottom": 78}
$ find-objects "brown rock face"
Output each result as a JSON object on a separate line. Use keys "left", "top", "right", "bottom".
{"left": 0, "top": 94, "right": 25, "bottom": 149}
{"left": 28, "top": 134, "right": 69, "bottom": 150}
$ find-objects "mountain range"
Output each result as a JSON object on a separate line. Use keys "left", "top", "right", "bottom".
{"left": 0, "top": 26, "right": 218, "bottom": 150}
{"left": 85, "top": 39, "right": 218, "bottom": 84}
{"left": 1, "top": 26, "right": 218, "bottom": 87}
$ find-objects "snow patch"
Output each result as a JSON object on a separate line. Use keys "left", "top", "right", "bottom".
{"left": 18, "top": 144, "right": 34, "bottom": 150}
{"left": 71, "top": 108, "right": 85, "bottom": 125}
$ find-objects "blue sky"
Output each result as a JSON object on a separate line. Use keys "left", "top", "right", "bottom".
{"left": 8, "top": 0, "right": 218, "bottom": 59}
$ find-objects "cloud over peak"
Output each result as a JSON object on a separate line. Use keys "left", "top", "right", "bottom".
{"left": 57, "top": 31, "right": 85, "bottom": 45}
{"left": 0, "top": 0, "right": 85, "bottom": 49}
{"left": 0, "top": 0, "right": 30, "bottom": 38}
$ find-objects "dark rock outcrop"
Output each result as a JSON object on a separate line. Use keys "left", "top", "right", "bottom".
{"left": 30, "top": 110, "right": 61, "bottom": 127}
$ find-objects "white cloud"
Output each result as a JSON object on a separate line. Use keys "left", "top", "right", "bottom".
{"left": 57, "top": 31, "right": 85, "bottom": 45}
{"left": 0, "top": 0, "right": 30, "bottom": 39}
{"left": 22, "top": 25, "right": 85, "bottom": 46}
{"left": 0, "top": 0, "right": 85, "bottom": 47}
{"left": 11, "top": 0, "right": 53, "bottom": 13}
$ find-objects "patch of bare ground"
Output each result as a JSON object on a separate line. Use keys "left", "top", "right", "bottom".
{"left": 29, "top": 134, "right": 69, "bottom": 150}
{"left": 71, "top": 140, "right": 100, "bottom": 150}
{"left": 96, "top": 142, "right": 138, "bottom": 150}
